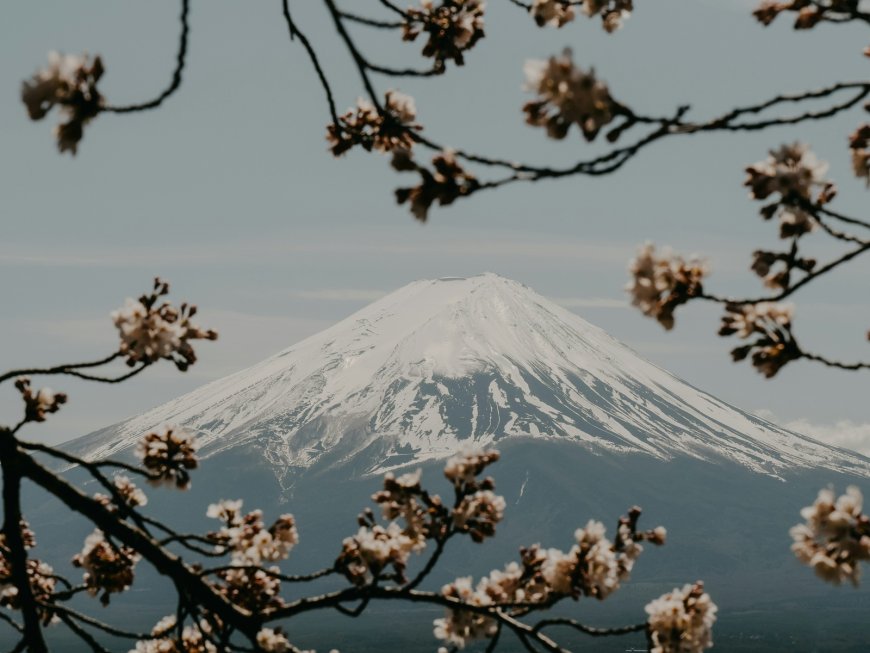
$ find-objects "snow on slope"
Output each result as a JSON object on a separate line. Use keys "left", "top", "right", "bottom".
{"left": 67, "top": 274, "right": 870, "bottom": 479}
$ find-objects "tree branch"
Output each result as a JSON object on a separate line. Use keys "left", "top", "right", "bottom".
{"left": 0, "top": 445, "right": 48, "bottom": 653}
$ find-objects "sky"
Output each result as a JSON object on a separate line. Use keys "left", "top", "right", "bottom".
{"left": 1, "top": 0, "right": 868, "bottom": 450}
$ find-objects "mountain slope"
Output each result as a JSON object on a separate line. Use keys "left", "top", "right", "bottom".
{"left": 67, "top": 273, "right": 870, "bottom": 482}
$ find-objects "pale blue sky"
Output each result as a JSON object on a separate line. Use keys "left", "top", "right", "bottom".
{"left": 1, "top": 0, "right": 868, "bottom": 446}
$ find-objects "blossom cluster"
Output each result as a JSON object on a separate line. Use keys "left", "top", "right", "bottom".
{"left": 136, "top": 427, "right": 199, "bottom": 489}
{"left": 790, "top": 486, "right": 870, "bottom": 586}
{"left": 111, "top": 474, "right": 148, "bottom": 507}
{"left": 256, "top": 628, "right": 293, "bottom": 653}
{"left": 112, "top": 277, "right": 218, "bottom": 371}
{"left": 21, "top": 51, "right": 104, "bottom": 154}
{"left": 744, "top": 143, "right": 834, "bottom": 239}
{"left": 203, "top": 500, "right": 297, "bottom": 611}
{"left": 392, "top": 148, "right": 480, "bottom": 221}
{"left": 336, "top": 521, "right": 425, "bottom": 586}
{"left": 452, "top": 489, "right": 505, "bottom": 543}
{"left": 373, "top": 469, "right": 444, "bottom": 542}
{"left": 443, "top": 448, "right": 500, "bottom": 486}
{"left": 434, "top": 576, "right": 500, "bottom": 647}
{"left": 645, "top": 582, "right": 717, "bottom": 653}
{"left": 94, "top": 474, "right": 149, "bottom": 511}
{"left": 548, "top": 510, "right": 663, "bottom": 601}
{"left": 0, "top": 526, "right": 58, "bottom": 625}
{"left": 72, "top": 529, "right": 140, "bottom": 605}
{"left": 749, "top": 247, "right": 817, "bottom": 291}
{"left": 626, "top": 243, "right": 708, "bottom": 330}
{"left": 338, "top": 449, "right": 506, "bottom": 586}
{"left": 523, "top": 50, "right": 618, "bottom": 141}
{"left": 849, "top": 123, "right": 870, "bottom": 186}
{"left": 444, "top": 448, "right": 506, "bottom": 542}
{"left": 530, "top": 0, "right": 577, "bottom": 27}
{"left": 206, "top": 499, "right": 298, "bottom": 566}
{"left": 719, "top": 302, "right": 800, "bottom": 378}
{"left": 434, "top": 506, "right": 665, "bottom": 648}
{"left": 402, "top": 0, "right": 485, "bottom": 71}
{"left": 15, "top": 376, "right": 67, "bottom": 424}
{"left": 582, "top": 0, "right": 634, "bottom": 32}
{"left": 530, "top": 0, "right": 632, "bottom": 31}
{"left": 327, "top": 91, "right": 420, "bottom": 157}
{"left": 218, "top": 565, "right": 285, "bottom": 612}
{"left": 131, "top": 616, "right": 217, "bottom": 653}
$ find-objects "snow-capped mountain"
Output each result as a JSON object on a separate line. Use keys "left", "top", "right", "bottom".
{"left": 67, "top": 273, "right": 870, "bottom": 481}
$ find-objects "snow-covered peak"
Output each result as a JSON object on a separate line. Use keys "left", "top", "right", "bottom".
{"left": 67, "top": 274, "right": 870, "bottom": 481}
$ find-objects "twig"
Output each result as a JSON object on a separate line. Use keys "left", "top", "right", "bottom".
{"left": 0, "top": 352, "right": 121, "bottom": 385}
{"left": 103, "top": 0, "right": 190, "bottom": 113}
{"left": 532, "top": 617, "right": 647, "bottom": 637}
{"left": 338, "top": 10, "right": 403, "bottom": 29}
{"left": 282, "top": 0, "right": 340, "bottom": 125}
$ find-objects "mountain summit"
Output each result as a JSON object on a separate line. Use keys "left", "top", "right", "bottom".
{"left": 69, "top": 273, "right": 869, "bottom": 482}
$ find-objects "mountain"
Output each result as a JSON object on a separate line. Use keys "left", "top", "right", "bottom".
{"left": 67, "top": 273, "right": 869, "bottom": 487}
{"left": 31, "top": 274, "right": 870, "bottom": 652}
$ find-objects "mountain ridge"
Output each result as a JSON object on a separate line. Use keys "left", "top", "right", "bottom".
{"left": 66, "top": 273, "right": 870, "bottom": 482}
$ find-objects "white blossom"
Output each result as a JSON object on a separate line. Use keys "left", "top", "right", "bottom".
{"left": 626, "top": 243, "right": 708, "bottom": 330}
{"left": 113, "top": 475, "right": 148, "bottom": 507}
{"left": 443, "top": 447, "right": 499, "bottom": 486}
{"left": 523, "top": 49, "right": 617, "bottom": 141}
{"left": 452, "top": 489, "right": 506, "bottom": 542}
{"left": 207, "top": 499, "right": 298, "bottom": 566}
{"left": 21, "top": 51, "right": 104, "bottom": 154}
{"left": 433, "top": 576, "right": 497, "bottom": 648}
{"left": 530, "top": 0, "right": 575, "bottom": 27}
{"left": 136, "top": 427, "right": 199, "bottom": 489}
{"left": 790, "top": 486, "right": 870, "bottom": 586}
{"left": 130, "top": 618, "right": 217, "bottom": 653}
{"left": 337, "top": 522, "right": 425, "bottom": 585}
{"left": 72, "top": 529, "right": 140, "bottom": 605}
{"left": 745, "top": 142, "right": 830, "bottom": 202}
{"left": 583, "top": 0, "right": 633, "bottom": 32}
{"left": 402, "top": 0, "right": 486, "bottom": 70}
{"left": 111, "top": 279, "right": 217, "bottom": 370}
{"left": 645, "top": 582, "right": 717, "bottom": 653}
{"left": 256, "top": 629, "right": 291, "bottom": 653}
{"left": 113, "top": 297, "right": 184, "bottom": 362}
{"left": 327, "top": 90, "right": 420, "bottom": 156}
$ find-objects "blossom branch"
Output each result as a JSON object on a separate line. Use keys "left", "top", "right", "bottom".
{"left": 627, "top": 138, "right": 870, "bottom": 377}
{"left": 14, "top": 449, "right": 260, "bottom": 638}
{"left": 699, "top": 239, "right": 870, "bottom": 306}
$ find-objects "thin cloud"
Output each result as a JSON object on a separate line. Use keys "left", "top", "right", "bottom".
{"left": 755, "top": 409, "right": 870, "bottom": 457}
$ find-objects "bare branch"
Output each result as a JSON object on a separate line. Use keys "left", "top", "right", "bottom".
{"left": 281, "top": 0, "right": 340, "bottom": 125}
{"left": 0, "top": 352, "right": 122, "bottom": 386}
{"left": 102, "top": 0, "right": 190, "bottom": 114}
{"left": 532, "top": 617, "right": 647, "bottom": 637}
